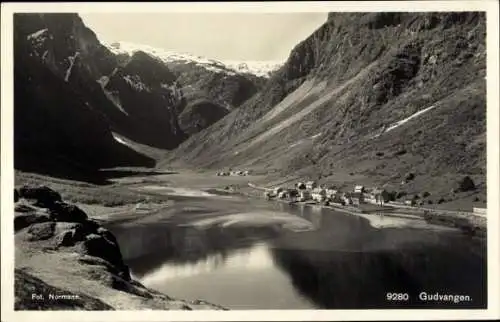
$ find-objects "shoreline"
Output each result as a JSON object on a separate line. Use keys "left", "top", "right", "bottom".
{"left": 239, "top": 184, "right": 486, "bottom": 236}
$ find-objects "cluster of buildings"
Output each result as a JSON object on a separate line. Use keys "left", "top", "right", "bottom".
{"left": 216, "top": 170, "right": 251, "bottom": 176}
{"left": 266, "top": 181, "right": 392, "bottom": 207}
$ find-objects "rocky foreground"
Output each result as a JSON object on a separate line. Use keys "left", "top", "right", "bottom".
{"left": 14, "top": 185, "right": 227, "bottom": 310}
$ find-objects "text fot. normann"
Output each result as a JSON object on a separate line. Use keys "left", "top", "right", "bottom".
{"left": 32, "top": 293, "right": 81, "bottom": 301}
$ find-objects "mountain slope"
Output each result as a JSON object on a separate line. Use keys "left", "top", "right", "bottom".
{"left": 101, "top": 51, "right": 186, "bottom": 149}
{"left": 14, "top": 13, "right": 155, "bottom": 181}
{"left": 163, "top": 12, "right": 486, "bottom": 204}
{"left": 15, "top": 13, "right": 197, "bottom": 161}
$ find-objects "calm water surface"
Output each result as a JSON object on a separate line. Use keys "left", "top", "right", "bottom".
{"left": 106, "top": 192, "right": 486, "bottom": 309}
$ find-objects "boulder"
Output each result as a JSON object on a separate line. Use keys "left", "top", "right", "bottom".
{"left": 55, "top": 230, "right": 75, "bottom": 247}
{"left": 97, "top": 227, "right": 118, "bottom": 246}
{"left": 27, "top": 222, "right": 56, "bottom": 241}
{"left": 54, "top": 222, "right": 83, "bottom": 235}
{"left": 15, "top": 203, "right": 40, "bottom": 213}
{"left": 49, "top": 202, "right": 88, "bottom": 223}
{"left": 18, "top": 185, "right": 62, "bottom": 207}
{"left": 81, "top": 219, "right": 101, "bottom": 232}
{"left": 53, "top": 222, "right": 87, "bottom": 247}
{"left": 14, "top": 213, "right": 51, "bottom": 232}
{"left": 76, "top": 233, "right": 129, "bottom": 280}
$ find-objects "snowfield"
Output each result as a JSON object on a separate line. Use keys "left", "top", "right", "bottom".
{"left": 102, "top": 41, "right": 283, "bottom": 78}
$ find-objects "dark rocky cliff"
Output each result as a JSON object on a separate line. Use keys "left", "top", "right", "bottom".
{"left": 14, "top": 14, "right": 155, "bottom": 181}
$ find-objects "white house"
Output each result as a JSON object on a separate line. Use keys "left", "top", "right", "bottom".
{"left": 312, "top": 193, "right": 326, "bottom": 203}
{"left": 296, "top": 182, "right": 306, "bottom": 190}
{"left": 325, "top": 189, "right": 338, "bottom": 199}
{"left": 278, "top": 191, "right": 289, "bottom": 199}
{"left": 311, "top": 188, "right": 327, "bottom": 202}
{"left": 351, "top": 192, "right": 365, "bottom": 206}
{"left": 473, "top": 207, "right": 487, "bottom": 216}
{"left": 273, "top": 187, "right": 284, "bottom": 195}
{"left": 299, "top": 191, "right": 311, "bottom": 202}
{"left": 342, "top": 193, "right": 353, "bottom": 205}
{"left": 312, "top": 188, "right": 327, "bottom": 196}
{"left": 306, "top": 181, "right": 317, "bottom": 190}
{"left": 404, "top": 199, "right": 416, "bottom": 206}
{"left": 354, "top": 185, "right": 365, "bottom": 193}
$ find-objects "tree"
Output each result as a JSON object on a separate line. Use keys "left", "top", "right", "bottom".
{"left": 458, "top": 176, "right": 476, "bottom": 192}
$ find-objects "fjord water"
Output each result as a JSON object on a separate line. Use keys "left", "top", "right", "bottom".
{"left": 106, "top": 194, "right": 486, "bottom": 309}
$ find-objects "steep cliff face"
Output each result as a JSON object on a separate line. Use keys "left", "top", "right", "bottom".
{"left": 167, "top": 63, "right": 264, "bottom": 110}
{"left": 15, "top": 13, "right": 116, "bottom": 81}
{"left": 178, "top": 99, "right": 229, "bottom": 135}
{"left": 14, "top": 14, "right": 155, "bottom": 181}
{"left": 16, "top": 14, "right": 190, "bottom": 150}
{"left": 165, "top": 12, "right": 486, "bottom": 202}
{"left": 102, "top": 51, "right": 187, "bottom": 149}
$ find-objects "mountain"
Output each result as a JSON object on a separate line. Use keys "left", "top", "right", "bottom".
{"left": 103, "top": 41, "right": 280, "bottom": 134}
{"left": 14, "top": 13, "right": 155, "bottom": 181}
{"left": 16, "top": 13, "right": 189, "bottom": 151}
{"left": 104, "top": 41, "right": 282, "bottom": 78}
{"left": 163, "top": 12, "right": 486, "bottom": 204}
{"left": 98, "top": 50, "right": 187, "bottom": 149}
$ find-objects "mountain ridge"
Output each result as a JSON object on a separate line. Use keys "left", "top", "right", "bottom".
{"left": 103, "top": 40, "right": 283, "bottom": 78}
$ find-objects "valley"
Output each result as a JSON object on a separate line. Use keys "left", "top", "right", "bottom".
{"left": 10, "top": 11, "right": 488, "bottom": 311}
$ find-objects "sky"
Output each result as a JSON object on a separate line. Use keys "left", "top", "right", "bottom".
{"left": 79, "top": 13, "right": 327, "bottom": 62}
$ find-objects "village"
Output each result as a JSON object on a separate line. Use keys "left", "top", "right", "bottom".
{"left": 216, "top": 169, "right": 251, "bottom": 177}
{"left": 263, "top": 180, "right": 394, "bottom": 208}
{"left": 212, "top": 170, "right": 486, "bottom": 235}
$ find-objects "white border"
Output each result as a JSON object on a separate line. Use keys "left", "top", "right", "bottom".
{"left": 1, "top": 1, "right": 499, "bottom": 321}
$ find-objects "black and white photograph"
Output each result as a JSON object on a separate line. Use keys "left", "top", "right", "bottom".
{"left": 1, "top": 1, "right": 499, "bottom": 321}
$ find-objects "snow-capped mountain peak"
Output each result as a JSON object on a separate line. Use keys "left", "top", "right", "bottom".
{"left": 102, "top": 41, "right": 283, "bottom": 78}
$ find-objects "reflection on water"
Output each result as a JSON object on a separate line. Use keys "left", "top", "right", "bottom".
{"left": 271, "top": 244, "right": 486, "bottom": 309}
{"left": 141, "top": 243, "right": 275, "bottom": 285}
{"left": 107, "top": 199, "right": 486, "bottom": 309}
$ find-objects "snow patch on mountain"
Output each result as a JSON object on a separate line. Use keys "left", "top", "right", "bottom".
{"left": 27, "top": 29, "right": 49, "bottom": 54}
{"left": 102, "top": 41, "right": 283, "bottom": 78}
{"left": 27, "top": 28, "right": 48, "bottom": 41}
{"left": 64, "top": 52, "right": 80, "bottom": 82}
{"left": 371, "top": 104, "right": 439, "bottom": 139}
{"left": 123, "top": 74, "right": 150, "bottom": 92}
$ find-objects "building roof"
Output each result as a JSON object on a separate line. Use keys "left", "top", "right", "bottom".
{"left": 372, "top": 188, "right": 387, "bottom": 194}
